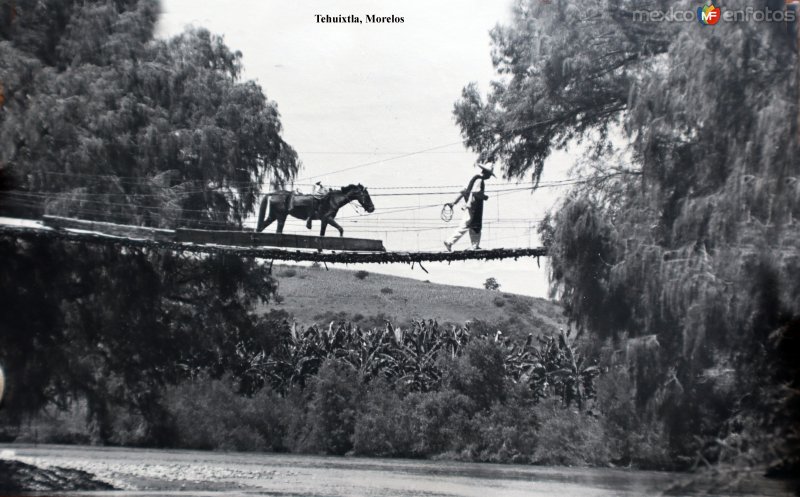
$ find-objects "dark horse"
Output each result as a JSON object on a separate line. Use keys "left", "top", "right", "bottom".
{"left": 255, "top": 184, "right": 374, "bottom": 236}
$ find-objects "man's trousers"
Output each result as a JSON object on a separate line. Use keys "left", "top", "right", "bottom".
{"left": 447, "top": 210, "right": 481, "bottom": 249}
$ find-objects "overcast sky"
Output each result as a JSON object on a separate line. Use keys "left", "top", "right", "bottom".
{"left": 156, "top": 0, "right": 573, "bottom": 298}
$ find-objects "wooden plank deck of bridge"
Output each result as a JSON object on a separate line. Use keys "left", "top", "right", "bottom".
{"left": 175, "top": 228, "right": 386, "bottom": 252}
{"left": 41, "top": 216, "right": 387, "bottom": 252}
{"left": 1, "top": 223, "right": 546, "bottom": 263}
{"left": 42, "top": 215, "right": 175, "bottom": 242}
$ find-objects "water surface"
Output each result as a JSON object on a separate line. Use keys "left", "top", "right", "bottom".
{"left": 1, "top": 444, "right": 792, "bottom": 497}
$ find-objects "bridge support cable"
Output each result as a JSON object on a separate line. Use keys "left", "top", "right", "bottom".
{"left": 0, "top": 225, "right": 547, "bottom": 264}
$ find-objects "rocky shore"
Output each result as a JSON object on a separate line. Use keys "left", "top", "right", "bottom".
{"left": 0, "top": 459, "right": 114, "bottom": 493}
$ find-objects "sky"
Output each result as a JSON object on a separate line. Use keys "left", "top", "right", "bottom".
{"left": 156, "top": 0, "right": 574, "bottom": 298}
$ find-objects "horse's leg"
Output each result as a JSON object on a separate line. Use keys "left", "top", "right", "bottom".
{"left": 255, "top": 196, "right": 270, "bottom": 232}
{"left": 261, "top": 214, "right": 276, "bottom": 232}
{"left": 261, "top": 198, "right": 281, "bottom": 232}
{"left": 326, "top": 218, "right": 344, "bottom": 237}
{"left": 319, "top": 220, "right": 327, "bottom": 237}
{"left": 276, "top": 214, "right": 287, "bottom": 234}
{"left": 276, "top": 195, "right": 297, "bottom": 234}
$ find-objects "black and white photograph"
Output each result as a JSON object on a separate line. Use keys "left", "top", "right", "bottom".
{"left": 0, "top": 0, "right": 798, "bottom": 495}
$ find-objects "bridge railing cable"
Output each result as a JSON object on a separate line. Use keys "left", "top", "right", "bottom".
{"left": 0, "top": 224, "right": 547, "bottom": 265}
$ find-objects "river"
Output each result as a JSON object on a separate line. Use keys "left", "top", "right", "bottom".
{"left": 0, "top": 444, "right": 794, "bottom": 497}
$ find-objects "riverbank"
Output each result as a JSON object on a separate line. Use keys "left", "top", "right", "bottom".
{"left": 0, "top": 457, "right": 113, "bottom": 493}
{"left": 1, "top": 444, "right": 795, "bottom": 497}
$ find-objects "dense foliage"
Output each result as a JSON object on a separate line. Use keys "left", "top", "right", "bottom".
{"left": 456, "top": 0, "right": 799, "bottom": 472}
{"left": 0, "top": 236, "right": 279, "bottom": 443}
{"left": 0, "top": 0, "right": 297, "bottom": 446}
{"left": 9, "top": 317, "right": 632, "bottom": 467}
{"left": 241, "top": 319, "right": 598, "bottom": 405}
{"left": 0, "top": 0, "right": 298, "bottom": 227}
{"left": 3, "top": 0, "right": 798, "bottom": 476}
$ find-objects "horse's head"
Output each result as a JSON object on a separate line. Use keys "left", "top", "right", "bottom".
{"left": 355, "top": 184, "right": 374, "bottom": 213}
{"left": 343, "top": 184, "right": 374, "bottom": 213}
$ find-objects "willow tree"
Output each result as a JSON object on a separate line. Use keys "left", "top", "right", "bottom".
{"left": 0, "top": 0, "right": 295, "bottom": 443}
{"left": 0, "top": 0, "right": 298, "bottom": 228}
{"left": 457, "top": 0, "right": 799, "bottom": 468}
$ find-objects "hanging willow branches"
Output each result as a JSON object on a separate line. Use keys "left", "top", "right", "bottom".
{"left": 458, "top": 0, "right": 800, "bottom": 468}
{"left": 0, "top": 0, "right": 299, "bottom": 228}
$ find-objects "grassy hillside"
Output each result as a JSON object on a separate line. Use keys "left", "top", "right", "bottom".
{"left": 261, "top": 264, "right": 567, "bottom": 339}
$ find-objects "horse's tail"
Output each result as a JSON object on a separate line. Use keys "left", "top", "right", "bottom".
{"left": 255, "top": 193, "right": 272, "bottom": 232}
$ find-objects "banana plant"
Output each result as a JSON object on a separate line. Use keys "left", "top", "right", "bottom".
{"left": 236, "top": 319, "right": 600, "bottom": 406}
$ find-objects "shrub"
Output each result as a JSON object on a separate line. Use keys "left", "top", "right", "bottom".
{"left": 408, "top": 389, "right": 475, "bottom": 456}
{"left": 275, "top": 385, "right": 312, "bottom": 453}
{"left": 279, "top": 268, "right": 297, "bottom": 278}
{"left": 484, "top": 277, "right": 500, "bottom": 290}
{"left": 471, "top": 392, "right": 538, "bottom": 463}
{"left": 355, "top": 270, "right": 369, "bottom": 280}
{"left": 306, "top": 359, "right": 361, "bottom": 455}
{"left": 107, "top": 405, "right": 151, "bottom": 446}
{"left": 357, "top": 312, "right": 393, "bottom": 329}
{"left": 466, "top": 316, "right": 540, "bottom": 343}
{"left": 164, "top": 377, "right": 290, "bottom": 452}
{"left": 596, "top": 367, "right": 646, "bottom": 465}
{"left": 444, "top": 340, "right": 507, "bottom": 412}
{"left": 506, "top": 295, "right": 532, "bottom": 315}
{"left": 532, "top": 398, "right": 610, "bottom": 466}
{"left": 493, "top": 296, "right": 505, "bottom": 307}
{"left": 353, "top": 381, "right": 417, "bottom": 457}
{"left": 13, "top": 401, "right": 91, "bottom": 445}
{"left": 380, "top": 287, "right": 394, "bottom": 294}
{"left": 313, "top": 310, "right": 350, "bottom": 323}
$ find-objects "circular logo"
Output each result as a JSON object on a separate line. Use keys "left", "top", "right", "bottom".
{"left": 698, "top": 3, "right": 721, "bottom": 24}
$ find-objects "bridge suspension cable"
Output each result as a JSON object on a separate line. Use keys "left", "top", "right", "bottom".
{"left": 0, "top": 224, "right": 547, "bottom": 265}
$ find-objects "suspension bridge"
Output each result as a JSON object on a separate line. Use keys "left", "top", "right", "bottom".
{"left": 0, "top": 216, "right": 548, "bottom": 270}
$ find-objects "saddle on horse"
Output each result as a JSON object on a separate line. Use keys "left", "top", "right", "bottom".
{"left": 289, "top": 192, "right": 330, "bottom": 229}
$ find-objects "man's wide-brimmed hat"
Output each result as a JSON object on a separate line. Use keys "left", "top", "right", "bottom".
{"left": 478, "top": 164, "right": 496, "bottom": 177}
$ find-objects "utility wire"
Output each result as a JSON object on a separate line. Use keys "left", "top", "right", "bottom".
{"left": 295, "top": 116, "right": 562, "bottom": 181}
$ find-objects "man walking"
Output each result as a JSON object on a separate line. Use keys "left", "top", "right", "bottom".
{"left": 444, "top": 164, "right": 494, "bottom": 251}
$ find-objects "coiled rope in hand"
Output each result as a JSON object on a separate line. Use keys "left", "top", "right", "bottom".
{"left": 440, "top": 203, "right": 454, "bottom": 222}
